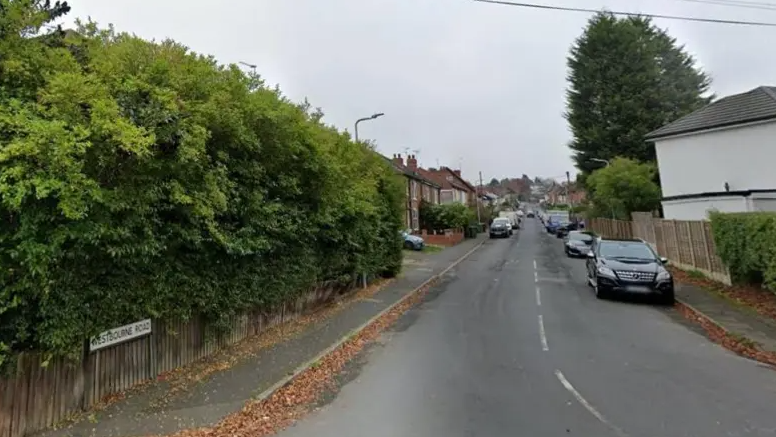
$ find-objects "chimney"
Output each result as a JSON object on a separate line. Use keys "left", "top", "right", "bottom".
{"left": 393, "top": 153, "right": 404, "bottom": 167}
{"left": 453, "top": 169, "right": 461, "bottom": 177}
{"left": 407, "top": 154, "right": 418, "bottom": 170}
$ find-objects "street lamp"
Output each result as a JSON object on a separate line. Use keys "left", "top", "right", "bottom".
{"left": 354, "top": 113, "right": 385, "bottom": 142}
{"left": 238, "top": 61, "right": 257, "bottom": 74}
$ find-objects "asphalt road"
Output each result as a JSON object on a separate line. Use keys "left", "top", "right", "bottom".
{"left": 278, "top": 219, "right": 776, "bottom": 437}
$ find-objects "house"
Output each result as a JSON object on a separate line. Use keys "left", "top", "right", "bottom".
{"left": 646, "top": 86, "right": 776, "bottom": 220}
{"left": 387, "top": 154, "right": 442, "bottom": 230}
{"left": 418, "top": 166, "right": 477, "bottom": 207}
{"left": 545, "top": 181, "right": 585, "bottom": 206}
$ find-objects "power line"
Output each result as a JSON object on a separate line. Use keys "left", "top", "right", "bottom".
{"left": 473, "top": 0, "right": 776, "bottom": 26}
{"left": 678, "top": 0, "right": 776, "bottom": 11}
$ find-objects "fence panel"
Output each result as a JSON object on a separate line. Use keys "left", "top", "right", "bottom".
{"left": 0, "top": 280, "right": 358, "bottom": 437}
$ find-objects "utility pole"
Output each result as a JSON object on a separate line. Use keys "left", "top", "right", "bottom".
{"left": 565, "top": 171, "right": 571, "bottom": 208}
{"left": 477, "top": 171, "right": 484, "bottom": 226}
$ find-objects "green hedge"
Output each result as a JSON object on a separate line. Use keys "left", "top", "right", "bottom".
{"left": 419, "top": 202, "right": 474, "bottom": 230}
{"left": 0, "top": 5, "right": 405, "bottom": 365}
{"left": 709, "top": 212, "right": 776, "bottom": 288}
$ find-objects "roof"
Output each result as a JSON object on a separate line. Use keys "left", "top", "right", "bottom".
{"left": 646, "top": 86, "right": 776, "bottom": 140}
{"left": 382, "top": 156, "right": 441, "bottom": 188}
{"left": 418, "top": 167, "right": 474, "bottom": 192}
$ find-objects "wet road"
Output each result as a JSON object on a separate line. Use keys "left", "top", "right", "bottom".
{"left": 278, "top": 219, "right": 776, "bottom": 437}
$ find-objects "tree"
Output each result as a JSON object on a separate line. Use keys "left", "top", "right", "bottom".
{"left": 565, "top": 12, "right": 712, "bottom": 178}
{"left": 586, "top": 157, "right": 661, "bottom": 219}
{"left": 0, "top": 9, "right": 406, "bottom": 364}
{"left": 488, "top": 178, "right": 500, "bottom": 187}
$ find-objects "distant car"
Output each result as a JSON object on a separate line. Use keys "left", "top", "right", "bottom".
{"left": 585, "top": 237, "right": 674, "bottom": 305}
{"left": 526, "top": 211, "right": 535, "bottom": 218}
{"left": 490, "top": 218, "right": 511, "bottom": 238}
{"left": 402, "top": 231, "right": 425, "bottom": 251}
{"left": 564, "top": 231, "right": 594, "bottom": 257}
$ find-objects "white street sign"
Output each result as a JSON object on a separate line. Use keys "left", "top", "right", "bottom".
{"left": 89, "top": 319, "right": 152, "bottom": 352}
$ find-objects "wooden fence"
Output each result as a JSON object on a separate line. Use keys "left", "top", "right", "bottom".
{"left": 0, "top": 281, "right": 355, "bottom": 437}
{"left": 586, "top": 212, "right": 731, "bottom": 284}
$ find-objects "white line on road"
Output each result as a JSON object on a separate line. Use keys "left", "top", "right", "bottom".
{"left": 538, "top": 315, "right": 549, "bottom": 351}
{"left": 534, "top": 271, "right": 539, "bottom": 283}
{"left": 555, "top": 370, "right": 629, "bottom": 437}
{"left": 535, "top": 286, "right": 541, "bottom": 306}
{"left": 533, "top": 259, "right": 537, "bottom": 270}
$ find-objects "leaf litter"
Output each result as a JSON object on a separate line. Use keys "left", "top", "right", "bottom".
{"left": 670, "top": 267, "right": 776, "bottom": 367}
{"left": 156, "top": 277, "right": 440, "bottom": 437}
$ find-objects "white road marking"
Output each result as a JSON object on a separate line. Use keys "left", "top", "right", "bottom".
{"left": 535, "top": 286, "right": 542, "bottom": 306}
{"left": 538, "top": 315, "right": 549, "bottom": 351}
{"left": 555, "top": 370, "right": 629, "bottom": 437}
{"left": 533, "top": 259, "right": 537, "bottom": 270}
{"left": 534, "top": 271, "right": 539, "bottom": 283}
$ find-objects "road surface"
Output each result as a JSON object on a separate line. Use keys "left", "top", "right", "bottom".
{"left": 278, "top": 219, "right": 776, "bottom": 437}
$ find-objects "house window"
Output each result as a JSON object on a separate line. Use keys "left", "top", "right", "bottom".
{"left": 411, "top": 209, "right": 419, "bottom": 230}
{"left": 411, "top": 181, "right": 418, "bottom": 200}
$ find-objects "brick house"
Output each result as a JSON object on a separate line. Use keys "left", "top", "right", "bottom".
{"left": 418, "top": 167, "right": 477, "bottom": 207}
{"left": 387, "top": 154, "right": 441, "bottom": 230}
{"left": 546, "top": 182, "right": 586, "bottom": 205}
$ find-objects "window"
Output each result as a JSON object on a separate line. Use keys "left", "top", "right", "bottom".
{"left": 411, "top": 209, "right": 419, "bottom": 230}
{"left": 598, "top": 241, "right": 657, "bottom": 260}
{"left": 411, "top": 181, "right": 418, "bottom": 200}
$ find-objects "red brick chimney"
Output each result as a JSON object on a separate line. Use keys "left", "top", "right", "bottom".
{"left": 406, "top": 154, "right": 418, "bottom": 171}
{"left": 392, "top": 153, "right": 404, "bottom": 167}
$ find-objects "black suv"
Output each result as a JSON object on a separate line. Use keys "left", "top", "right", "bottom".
{"left": 585, "top": 237, "right": 674, "bottom": 305}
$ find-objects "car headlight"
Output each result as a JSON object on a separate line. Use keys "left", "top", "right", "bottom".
{"left": 597, "top": 266, "right": 616, "bottom": 277}
{"left": 656, "top": 269, "right": 671, "bottom": 281}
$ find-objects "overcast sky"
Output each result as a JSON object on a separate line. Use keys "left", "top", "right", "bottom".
{"left": 63, "top": 0, "right": 776, "bottom": 183}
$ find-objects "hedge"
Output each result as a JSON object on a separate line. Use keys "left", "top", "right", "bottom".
{"left": 709, "top": 211, "right": 776, "bottom": 288}
{"left": 0, "top": 4, "right": 405, "bottom": 365}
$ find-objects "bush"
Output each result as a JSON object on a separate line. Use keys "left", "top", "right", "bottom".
{"left": 419, "top": 202, "right": 473, "bottom": 231}
{"left": 709, "top": 212, "right": 776, "bottom": 288}
{"left": 0, "top": 7, "right": 405, "bottom": 364}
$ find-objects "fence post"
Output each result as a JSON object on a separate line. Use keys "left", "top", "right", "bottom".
{"left": 685, "top": 221, "right": 696, "bottom": 268}
{"left": 81, "top": 339, "right": 90, "bottom": 410}
{"left": 670, "top": 220, "right": 680, "bottom": 262}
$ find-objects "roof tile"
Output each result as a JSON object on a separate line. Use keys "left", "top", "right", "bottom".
{"left": 646, "top": 86, "right": 776, "bottom": 140}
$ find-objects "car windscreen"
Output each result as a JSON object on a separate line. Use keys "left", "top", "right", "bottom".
{"left": 493, "top": 219, "right": 509, "bottom": 225}
{"left": 568, "top": 232, "right": 593, "bottom": 242}
{"left": 598, "top": 241, "right": 656, "bottom": 260}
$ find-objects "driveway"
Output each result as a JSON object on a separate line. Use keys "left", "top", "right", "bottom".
{"left": 277, "top": 219, "right": 776, "bottom": 437}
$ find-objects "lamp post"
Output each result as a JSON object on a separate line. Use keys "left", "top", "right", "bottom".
{"left": 238, "top": 61, "right": 257, "bottom": 75}
{"left": 354, "top": 113, "right": 384, "bottom": 142}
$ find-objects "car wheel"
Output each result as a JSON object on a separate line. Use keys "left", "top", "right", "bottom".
{"left": 404, "top": 241, "right": 414, "bottom": 250}
{"left": 594, "top": 282, "right": 608, "bottom": 300}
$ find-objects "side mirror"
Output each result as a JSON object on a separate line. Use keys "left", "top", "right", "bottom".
{"left": 660, "top": 257, "right": 668, "bottom": 264}
{"left": 586, "top": 252, "right": 595, "bottom": 259}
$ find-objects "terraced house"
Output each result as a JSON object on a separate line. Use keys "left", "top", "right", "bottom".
{"left": 418, "top": 167, "right": 477, "bottom": 207}
{"left": 388, "top": 154, "right": 441, "bottom": 230}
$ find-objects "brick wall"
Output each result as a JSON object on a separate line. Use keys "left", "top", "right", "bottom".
{"left": 415, "top": 229, "right": 465, "bottom": 246}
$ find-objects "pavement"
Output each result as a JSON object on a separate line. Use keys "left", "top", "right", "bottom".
{"left": 676, "top": 281, "right": 776, "bottom": 352}
{"left": 38, "top": 235, "right": 486, "bottom": 437}
{"left": 276, "top": 219, "right": 776, "bottom": 437}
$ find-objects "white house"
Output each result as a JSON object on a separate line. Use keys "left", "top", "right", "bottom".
{"left": 646, "top": 86, "right": 776, "bottom": 220}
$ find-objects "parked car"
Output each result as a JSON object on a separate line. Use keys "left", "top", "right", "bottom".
{"left": 526, "top": 210, "right": 535, "bottom": 218}
{"left": 490, "top": 218, "right": 511, "bottom": 238}
{"left": 402, "top": 231, "right": 425, "bottom": 251}
{"left": 585, "top": 237, "right": 674, "bottom": 305}
{"left": 564, "top": 231, "right": 594, "bottom": 257}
